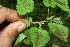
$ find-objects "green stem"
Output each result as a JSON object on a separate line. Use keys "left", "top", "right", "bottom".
{"left": 48, "top": 8, "right": 50, "bottom": 15}
{"left": 32, "top": 20, "right": 60, "bottom": 24}
{"left": 32, "top": 21, "right": 47, "bottom": 24}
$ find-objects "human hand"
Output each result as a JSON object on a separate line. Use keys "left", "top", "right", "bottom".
{"left": 0, "top": 5, "right": 27, "bottom": 47}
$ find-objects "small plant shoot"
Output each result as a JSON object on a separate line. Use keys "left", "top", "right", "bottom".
{"left": 1, "top": 0, "right": 69, "bottom": 47}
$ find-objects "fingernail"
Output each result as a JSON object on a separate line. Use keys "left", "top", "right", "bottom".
{"left": 17, "top": 23, "right": 26, "bottom": 33}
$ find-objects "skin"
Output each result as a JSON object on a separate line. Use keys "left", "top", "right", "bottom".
{"left": 0, "top": 5, "right": 27, "bottom": 47}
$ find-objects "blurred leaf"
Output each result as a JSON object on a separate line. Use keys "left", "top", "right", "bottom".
{"left": 29, "top": 17, "right": 33, "bottom": 23}
{"left": 48, "top": 23, "right": 69, "bottom": 42}
{"left": 27, "top": 17, "right": 33, "bottom": 27}
{"left": 23, "top": 29, "right": 32, "bottom": 45}
{"left": 43, "top": 0, "right": 70, "bottom": 11}
{"left": 46, "top": 16, "right": 54, "bottom": 20}
{"left": 29, "top": 27, "right": 50, "bottom": 47}
{"left": 16, "top": 0, "right": 34, "bottom": 15}
{"left": 14, "top": 33, "right": 27, "bottom": 45}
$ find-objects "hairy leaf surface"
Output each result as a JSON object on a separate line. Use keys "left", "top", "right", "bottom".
{"left": 48, "top": 23, "right": 69, "bottom": 42}
{"left": 29, "top": 27, "right": 50, "bottom": 47}
{"left": 16, "top": 0, "right": 34, "bottom": 15}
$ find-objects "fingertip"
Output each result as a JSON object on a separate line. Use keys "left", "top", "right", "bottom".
{"left": 17, "top": 22, "right": 27, "bottom": 33}
{"left": 3, "top": 21, "right": 27, "bottom": 33}
{"left": 0, "top": 21, "right": 27, "bottom": 47}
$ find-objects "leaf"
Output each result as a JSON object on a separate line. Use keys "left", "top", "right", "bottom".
{"left": 23, "top": 29, "right": 32, "bottom": 45}
{"left": 54, "top": 17, "right": 60, "bottom": 21}
{"left": 53, "top": 17, "right": 63, "bottom": 24}
{"left": 14, "top": 33, "right": 27, "bottom": 45}
{"left": 29, "top": 17, "right": 32, "bottom": 22}
{"left": 55, "top": 0, "right": 70, "bottom": 11}
{"left": 27, "top": 17, "right": 33, "bottom": 27}
{"left": 27, "top": 21, "right": 31, "bottom": 27}
{"left": 43, "top": 0, "right": 70, "bottom": 12}
{"left": 52, "top": 44, "right": 59, "bottom": 47}
{"left": 48, "top": 23, "right": 69, "bottom": 42}
{"left": 16, "top": 0, "right": 34, "bottom": 15}
{"left": 56, "top": 21, "right": 63, "bottom": 24}
{"left": 46, "top": 16, "right": 54, "bottom": 20}
{"left": 23, "top": 38, "right": 32, "bottom": 45}
{"left": 43, "top": 0, "right": 57, "bottom": 8}
{"left": 29, "top": 27, "right": 50, "bottom": 47}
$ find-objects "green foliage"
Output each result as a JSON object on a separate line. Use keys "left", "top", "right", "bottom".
{"left": 23, "top": 37, "right": 32, "bottom": 45}
{"left": 27, "top": 17, "right": 33, "bottom": 27}
{"left": 43, "top": 0, "right": 56, "bottom": 8}
{"left": 0, "top": 0, "right": 70, "bottom": 47}
{"left": 29, "top": 27, "right": 50, "bottom": 47}
{"left": 16, "top": 0, "right": 34, "bottom": 15}
{"left": 46, "top": 16, "right": 54, "bottom": 20}
{"left": 43, "top": 0, "right": 70, "bottom": 11}
{"left": 56, "top": 0, "right": 69, "bottom": 11}
{"left": 46, "top": 16, "right": 63, "bottom": 24}
{"left": 23, "top": 27, "right": 50, "bottom": 47}
{"left": 53, "top": 17, "right": 63, "bottom": 24}
{"left": 14, "top": 33, "right": 27, "bottom": 45}
{"left": 23, "top": 29, "right": 32, "bottom": 45}
{"left": 48, "top": 23, "right": 69, "bottom": 42}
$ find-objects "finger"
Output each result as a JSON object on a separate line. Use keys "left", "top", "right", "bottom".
{"left": 0, "top": 13, "right": 5, "bottom": 24}
{"left": 0, "top": 5, "right": 6, "bottom": 24}
{"left": 5, "top": 9, "right": 20, "bottom": 22}
{"left": 0, "top": 5, "right": 27, "bottom": 24}
{"left": 0, "top": 21, "right": 27, "bottom": 47}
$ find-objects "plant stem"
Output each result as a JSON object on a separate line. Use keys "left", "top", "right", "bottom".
{"left": 32, "top": 20, "right": 60, "bottom": 24}
{"left": 32, "top": 21, "right": 47, "bottom": 24}
{"left": 48, "top": 8, "right": 50, "bottom": 15}
{"left": 35, "top": 0, "right": 44, "bottom": 8}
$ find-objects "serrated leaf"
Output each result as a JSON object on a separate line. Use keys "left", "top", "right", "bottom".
{"left": 48, "top": 23, "right": 69, "bottom": 42}
{"left": 16, "top": 0, "right": 34, "bottom": 15}
{"left": 43, "top": 0, "right": 57, "bottom": 8}
{"left": 55, "top": 0, "right": 70, "bottom": 11}
{"left": 14, "top": 33, "right": 27, "bottom": 45}
{"left": 29, "top": 27, "right": 50, "bottom": 47}
{"left": 43, "top": 0, "right": 70, "bottom": 12}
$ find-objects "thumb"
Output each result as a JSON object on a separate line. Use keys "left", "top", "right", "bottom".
{"left": 0, "top": 21, "right": 27, "bottom": 47}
